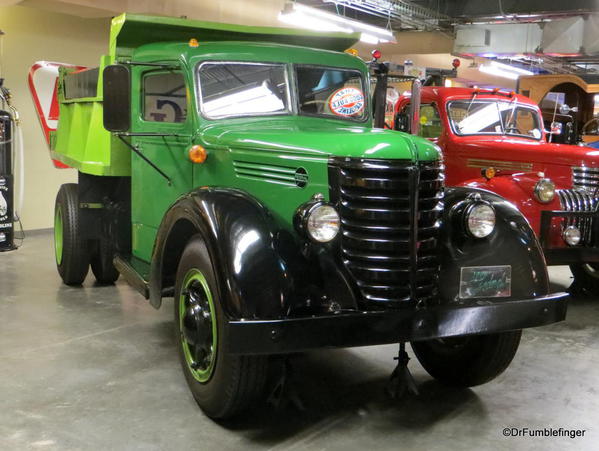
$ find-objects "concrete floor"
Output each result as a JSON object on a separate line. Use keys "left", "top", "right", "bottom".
{"left": 1, "top": 230, "right": 598, "bottom": 451}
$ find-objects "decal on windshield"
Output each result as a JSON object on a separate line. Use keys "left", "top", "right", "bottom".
{"left": 329, "top": 87, "right": 365, "bottom": 117}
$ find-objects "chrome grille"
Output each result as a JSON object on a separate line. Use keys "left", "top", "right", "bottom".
{"left": 557, "top": 189, "right": 598, "bottom": 245}
{"left": 572, "top": 166, "right": 599, "bottom": 196}
{"left": 329, "top": 158, "right": 444, "bottom": 305}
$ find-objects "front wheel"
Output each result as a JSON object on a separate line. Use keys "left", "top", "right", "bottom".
{"left": 174, "top": 235, "right": 268, "bottom": 419}
{"left": 569, "top": 263, "right": 599, "bottom": 295}
{"left": 411, "top": 331, "right": 522, "bottom": 387}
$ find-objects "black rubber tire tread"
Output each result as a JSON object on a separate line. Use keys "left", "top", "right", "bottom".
{"left": 91, "top": 238, "right": 119, "bottom": 284}
{"left": 569, "top": 264, "right": 599, "bottom": 295}
{"left": 174, "top": 234, "right": 268, "bottom": 419}
{"left": 55, "top": 183, "right": 89, "bottom": 285}
{"left": 411, "top": 330, "right": 522, "bottom": 387}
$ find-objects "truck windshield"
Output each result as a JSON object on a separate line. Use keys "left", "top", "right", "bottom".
{"left": 197, "top": 62, "right": 367, "bottom": 122}
{"left": 448, "top": 100, "right": 542, "bottom": 140}
{"left": 198, "top": 62, "right": 290, "bottom": 119}
{"left": 296, "top": 66, "right": 367, "bottom": 121}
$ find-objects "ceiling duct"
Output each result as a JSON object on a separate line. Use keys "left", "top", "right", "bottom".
{"left": 542, "top": 16, "right": 585, "bottom": 55}
{"left": 321, "top": 0, "right": 452, "bottom": 31}
{"left": 455, "top": 14, "right": 599, "bottom": 68}
{"left": 454, "top": 23, "right": 542, "bottom": 55}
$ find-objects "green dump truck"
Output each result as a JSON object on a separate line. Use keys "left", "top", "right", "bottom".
{"left": 35, "top": 13, "right": 568, "bottom": 419}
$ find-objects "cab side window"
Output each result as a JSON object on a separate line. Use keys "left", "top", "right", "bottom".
{"left": 418, "top": 104, "right": 442, "bottom": 138}
{"left": 143, "top": 71, "right": 187, "bottom": 123}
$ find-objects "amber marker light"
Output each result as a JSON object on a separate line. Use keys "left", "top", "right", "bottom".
{"left": 189, "top": 145, "right": 207, "bottom": 163}
{"left": 189, "top": 38, "right": 199, "bottom": 47}
{"left": 345, "top": 48, "right": 359, "bottom": 56}
{"left": 482, "top": 167, "right": 496, "bottom": 180}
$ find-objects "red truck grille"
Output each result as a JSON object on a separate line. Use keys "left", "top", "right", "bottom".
{"left": 572, "top": 166, "right": 599, "bottom": 197}
{"left": 328, "top": 158, "right": 444, "bottom": 305}
{"left": 557, "top": 189, "right": 598, "bottom": 245}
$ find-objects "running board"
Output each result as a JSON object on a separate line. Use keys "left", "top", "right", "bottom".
{"left": 113, "top": 255, "right": 150, "bottom": 299}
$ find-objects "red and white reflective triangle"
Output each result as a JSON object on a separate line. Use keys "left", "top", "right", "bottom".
{"left": 28, "top": 61, "right": 86, "bottom": 169}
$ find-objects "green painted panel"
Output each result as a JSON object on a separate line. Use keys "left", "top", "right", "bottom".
{"left": 109, "top": 13, "right": 360, "bottom": 59}
{"left": 52, "top": 55, "right": 130, "bottom": 176}
{"left": 129, "top": 64, "right": 194, "bottom": 262}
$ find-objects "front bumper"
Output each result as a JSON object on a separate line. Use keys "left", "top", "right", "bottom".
{"left": 540, "top": 210, "right": 599, "bottom": 265}
{"left": 224, "top": 292, "right": 568, "bottom": 355}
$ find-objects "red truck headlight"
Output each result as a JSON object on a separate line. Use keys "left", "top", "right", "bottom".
{"left": 534, "top": 178, "right": 555, "bottom": 203}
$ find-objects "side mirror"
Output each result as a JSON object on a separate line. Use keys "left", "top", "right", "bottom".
{"left": 394, "top": 112, "right": 410, "bottom": 132}
{"left": 103, "top": 65, "right": 131, "bottom": 132}
{"left": 559, "top": 104, "right": 570, "bottom": 115}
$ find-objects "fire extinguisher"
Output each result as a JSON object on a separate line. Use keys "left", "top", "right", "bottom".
{"left": 0, "top": 108, "right": 15, "bottom": 251}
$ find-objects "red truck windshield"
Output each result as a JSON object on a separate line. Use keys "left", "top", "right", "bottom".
{"left": 447, "top": 100, "right": 542, "bottom": 140}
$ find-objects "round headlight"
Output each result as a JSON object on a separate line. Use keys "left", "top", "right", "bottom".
{"left": 465, "top": 203, "right": 496, "bottom": 238}
{"left": 563, "top": 226, "right": 581, "bottom": 246}
{"left": 534, "top": 178, "right": 555, "bottom": 203}
{"left": 306, "top": 204, "right": 340, "bottom": 243}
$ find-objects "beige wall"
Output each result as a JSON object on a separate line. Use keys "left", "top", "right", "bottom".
{"left": 3, "top": 2, "right": 507, "bottom": 230}
{"left": 1, "top": 6, "right": 109, "bottom": 230}
{"left": 0, "top": 1, "right": 289, "bottom": 231}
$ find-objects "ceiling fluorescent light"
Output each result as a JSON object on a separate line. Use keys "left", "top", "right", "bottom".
{"left": 490, "top": 61, "right": 534, "bottom": 76}
{"left": 479, "top": 64, "right": 519, "bottom": 80}
{"left": 278, "top": 3, "right": 395, "bottom": 44}
{"left": 479, "top": 60, "right": 534, "bottom": 80}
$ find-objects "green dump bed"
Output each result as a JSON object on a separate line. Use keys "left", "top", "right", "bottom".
{"left": 51, "top": 13, "right": 360, "bottom": 176}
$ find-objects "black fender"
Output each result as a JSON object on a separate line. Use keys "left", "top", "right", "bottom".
{"left": 148, "top": 188, "right": 300, "bottom": 319}
{"left": 439, "top": 187, "right": 550, "bottom": 302}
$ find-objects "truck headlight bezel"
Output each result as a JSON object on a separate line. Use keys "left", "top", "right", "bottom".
{"left": 464, "top": 201, "right": 496, "bottom": 239}
{"left": 294, "top": 196, "right": 341, "bottom": 243}
{"left": 534, "top": 178, "right": 556, "bottom": 203}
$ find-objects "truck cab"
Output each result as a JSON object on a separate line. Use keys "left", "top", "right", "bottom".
{"left": 34, "top": 14, "right": 568, "bottom": 420}
{"left": 395, "top": 86, "right": 599, "bottom": 293}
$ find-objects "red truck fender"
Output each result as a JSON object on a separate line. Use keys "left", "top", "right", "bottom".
{"left": 453, "top": 173, "right": 563, "bottom": 238}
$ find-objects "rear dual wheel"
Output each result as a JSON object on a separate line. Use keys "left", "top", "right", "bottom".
{"left": 91, "top": 234, "right": 119, "bottom": 284}
{"left": 174, "top": 235, "right": 268, "bottom": 419}
{"left": 54, "top": 184, "right": 89, "bottom": 285}
{"left": 54, "top": 183, "right": 119, "bottom": 285}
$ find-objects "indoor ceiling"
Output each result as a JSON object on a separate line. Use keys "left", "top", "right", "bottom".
{"left": 298, "top": 0, "right": 599, "bottom": 74}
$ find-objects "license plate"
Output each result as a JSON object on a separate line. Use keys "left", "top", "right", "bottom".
{"left": 459, "top": 265, "right": 511, "bottom": 299}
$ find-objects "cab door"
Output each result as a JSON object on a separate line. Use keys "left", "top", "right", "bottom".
{"left": 130, "top": 66, "right": 193, "bottom": 263}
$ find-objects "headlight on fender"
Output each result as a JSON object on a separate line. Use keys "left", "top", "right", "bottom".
{"left": 534, "top": 178, "right": 555, "bottom": 203}
{"left": 294, "top": 195, "right": 340, "bottom": 243}
{"left": 465, "top": 202, "right": 496, "bottom": 238}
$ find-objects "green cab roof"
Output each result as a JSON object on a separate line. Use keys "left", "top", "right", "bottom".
{"left": 109, "top": 13, "right": 361, "bottom": 59}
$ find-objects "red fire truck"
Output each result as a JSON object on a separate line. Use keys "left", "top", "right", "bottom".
{"left": 394, "top": 86, "right": 599, "bottom": 293}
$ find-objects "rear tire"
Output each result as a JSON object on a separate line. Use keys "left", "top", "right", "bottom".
{"left": 174, "top": 234, "right": 268, "bottom": 419}
{"left": 54, "top": 184, "right": 89, "bottom": 285}
{"left": 569, "top": 263, "right": 599, "bottom": 296}
{"left": 411, "top": 331, "right": 522, "bottom": 387}
{"left": 90, "top": 238, "right": 119, "bottom": 284}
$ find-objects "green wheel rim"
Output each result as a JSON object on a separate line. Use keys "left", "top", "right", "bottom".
{"left": 54, "top": 207, "right": 64, "bottom": 265}
{"left": 179, "top": 268, "right": 217, "bottom": 383}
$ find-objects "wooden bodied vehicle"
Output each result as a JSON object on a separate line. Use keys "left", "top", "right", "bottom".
{"left": 518, "top": 73, "right": 599, "bottom": 147}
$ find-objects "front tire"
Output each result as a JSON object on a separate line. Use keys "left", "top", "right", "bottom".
{"left": 569, "top": 263, "right": 599, "bottom": 295}
{"left": 174, "top": 235, "right": 268, "bottom": 419}
{"left": 411, "top": 331, "right": 522, "bottom": 387}
{"left": 54, "top": 184, "right": 89, "bottom": 285}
